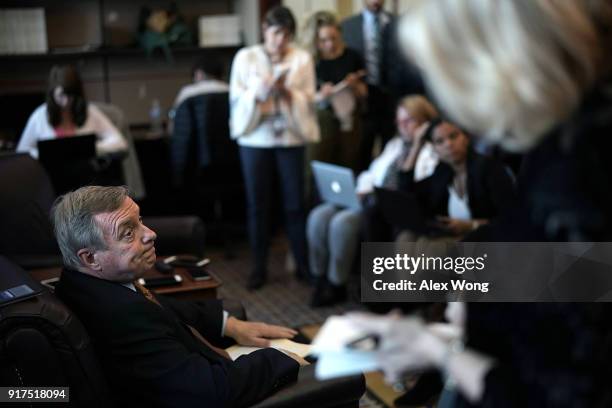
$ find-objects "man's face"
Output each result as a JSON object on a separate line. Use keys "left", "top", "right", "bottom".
{"left": 92, "top": 197, "right": 157, "bottom": 282}
{"left": 364, "top": 0, "right": 385, "bottom": 13}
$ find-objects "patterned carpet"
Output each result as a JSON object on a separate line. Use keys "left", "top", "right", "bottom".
{"left": 209, "top": 237, "right": 363, "bottom": 327}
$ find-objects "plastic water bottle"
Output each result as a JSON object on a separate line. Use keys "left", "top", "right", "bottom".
{"left": 149, "top": 98, "right": 163, "bottom": 136}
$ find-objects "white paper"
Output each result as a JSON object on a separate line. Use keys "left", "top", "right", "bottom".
{"left": 226, "top": 338, "right": 312, "bottom": 361}
{"left": 310, "top": 316, "right": 381, "bottom": 380}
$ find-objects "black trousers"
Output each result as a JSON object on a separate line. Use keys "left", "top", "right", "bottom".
{"left": 239, "top": 145, "right": 308, "bottom": 276}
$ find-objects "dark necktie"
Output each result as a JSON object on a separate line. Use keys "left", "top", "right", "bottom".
{"left": 368, "top": 14, "right": 382, "bottom": 85}
{"left": 382, "top": 141, "right": 412, "bottom": 189}
{"left": 133, "top": 281, "right": 231, "bottom": 360}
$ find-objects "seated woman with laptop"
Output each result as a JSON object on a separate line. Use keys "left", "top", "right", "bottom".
{"left": 306, "top": 95, "right": 438, "bottom": 307}
{"left": 17, "top": 64, "right": 127, "bottom": 159}
{"left": 396, "top": 119, "right": 516, "bottom": 241}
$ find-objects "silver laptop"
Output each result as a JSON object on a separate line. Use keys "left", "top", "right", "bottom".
{"left": 311, "top": 161, "right": 360, "bottom": 210}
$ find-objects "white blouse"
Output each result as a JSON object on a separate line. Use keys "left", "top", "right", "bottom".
{"left": 355, "top": 136, "right": 438, "bottom": 194}
{"left": 229, "top": 44, "right": 320, "bottom": 147}
{"left": 447, "top": 186, "right": 472, "bottom": 220}
{"left": 17, "top": 103, "right": 127, "bottom": 159}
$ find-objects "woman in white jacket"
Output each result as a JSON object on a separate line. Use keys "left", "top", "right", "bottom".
{"left": 229, "top": 6, "right": 320, "bottom": 290}
{"left": 17, "top": 64, "right": 126, "bottom": 159}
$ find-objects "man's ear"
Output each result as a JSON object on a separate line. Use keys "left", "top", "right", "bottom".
{"left": 77, "top": 248, "right": 101, "bottom": 271}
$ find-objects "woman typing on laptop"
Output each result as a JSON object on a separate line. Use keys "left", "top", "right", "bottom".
{"left": 17, "top": 64, "right": 127, "bottom": 159}
{"left": 307, "top": 95, "right": 438, "bottom": 306}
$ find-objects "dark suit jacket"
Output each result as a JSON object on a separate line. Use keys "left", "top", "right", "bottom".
{"left": 398, "top": 150, "right": 516, "bottom": 220}
{"left": 171, "top": 92, "right": 234, "bottom": 187}
{"left": 341, "top": 11, "right": 417, "bottom": 96}
{"left": 341, "top": 14, "right": 367, "bottom": 59}
{"left": 56, "top": 269, "right": 298, "bottom": 408}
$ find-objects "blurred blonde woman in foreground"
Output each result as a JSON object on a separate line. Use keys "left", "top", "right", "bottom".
{"left": 350, "top": 1, "right": 612, "bottom": 407}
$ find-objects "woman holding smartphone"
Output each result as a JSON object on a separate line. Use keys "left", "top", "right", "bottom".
{"left": 229, "top": 6, "right": 320, "bottom": 290}
{"left": 301, "top": 11, "right": 367, "bottom": 173}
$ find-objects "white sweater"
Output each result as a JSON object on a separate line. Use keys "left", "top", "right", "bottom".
{"left": 229, "top": 44, "right": 320, "bottom": 147}
{"left": 17, "top": 103, "right": 127, "bottom": 159}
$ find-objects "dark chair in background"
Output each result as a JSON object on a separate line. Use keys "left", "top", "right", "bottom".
{"left": 0, "top": 153, "right": 206, "bottom": 268}
{"left": 0, "top": 153, "right": 62, "bottom": 268}
{"left": 171, "top": 92, "right": 246, "bottom": 257}
{"left": 0, "top": 256, "right": 365, "bottom": 408}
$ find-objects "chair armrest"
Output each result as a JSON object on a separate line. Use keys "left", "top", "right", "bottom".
{"left": 143, "top": 216, "right": 205, "bottom": 257}
{"left": 252, "top": 364, "right": 365, "bottom": 408}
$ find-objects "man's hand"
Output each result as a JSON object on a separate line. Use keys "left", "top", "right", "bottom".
{"left": 225, "top": 316, "right": 297, "bottom": 347}
{"left": 436, "top": 216, "right": 473, "bottom": 235}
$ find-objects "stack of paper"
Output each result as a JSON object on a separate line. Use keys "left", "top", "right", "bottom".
{"left": 310, "top": 316, "right": 379, "bottom": 380}
{"left": 226, "top": 338, "right": 312, "bottom": 361}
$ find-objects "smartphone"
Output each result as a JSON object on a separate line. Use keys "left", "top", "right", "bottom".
{"left": 138, "top": 274, "right": 182, "bottom": 288}
{"left": 187, "top": 267, "right": 211, "bottom": 281}
{"left": 0, "top": 284, "right": 36, "bottom": 306}
{"left": 164, "top": 256, "right": 210, "bottom": 268}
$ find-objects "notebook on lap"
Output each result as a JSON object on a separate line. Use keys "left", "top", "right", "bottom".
{"left": 374, "top": 187, "right": 444, "bottom": 235}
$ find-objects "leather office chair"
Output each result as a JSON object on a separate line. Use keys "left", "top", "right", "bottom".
{"left": 0, "top": 256, "right": 113, "bottom": 407}
{"left": 0, "top": 152, "right": 63, "bottom": 268}
{"left": 0, "top": 256, "right": 365, "bottom": 407}
{"left": 0, "top": 153, "right": 207, "bottom": 266}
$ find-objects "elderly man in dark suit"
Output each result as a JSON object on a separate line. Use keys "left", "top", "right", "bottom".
{"left": 342, "top": 0, "right": 425, "bottom": 172}
{"left": 52, "top": 185, "right": 305, "bottom": 407}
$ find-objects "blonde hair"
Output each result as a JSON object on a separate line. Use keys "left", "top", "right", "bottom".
{"left": 397, "top": 94, "right": 439, "bottom": 123}
{"left": 299, "top": 10, "right": 343, "bottom": 60}
{"left": 399, "top": 0, "right": 612, "bottom": 151}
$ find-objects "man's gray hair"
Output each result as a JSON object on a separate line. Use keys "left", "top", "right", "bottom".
{"left": 51, "top": 185, "right": 129, "bottom": 270}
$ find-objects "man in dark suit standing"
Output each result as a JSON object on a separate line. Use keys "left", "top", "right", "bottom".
{"left": 342, "top": 0, "right": 425, "bottom": 172}
{"left": 52, "top": 185, "right": 305, "bottom": 407}
{"left": 342, "top": 0, "right": 395, "bottom": 172}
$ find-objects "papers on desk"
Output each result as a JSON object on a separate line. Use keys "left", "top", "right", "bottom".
{"left": 226, "top": 338, "right": 312, "bottom": 361}
{"left": 310, "top": 316, "right": 379, "bottom": 380}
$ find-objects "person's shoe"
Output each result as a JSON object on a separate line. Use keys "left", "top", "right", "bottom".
{"left": 295, "top": 265, "right": 313, "bottom": 285}
{"left": 311, "top": 282, "right": 347, "bottom": 307}
{"left": 309, "top": 277, "right": 327, "bottom": 306}
{"left": 246, "top": 272, "right": 267, "bottom": 291}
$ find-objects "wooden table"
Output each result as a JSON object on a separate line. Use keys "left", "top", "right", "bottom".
{"left": 28, "top": 265, "right": 222, "bottom": 301}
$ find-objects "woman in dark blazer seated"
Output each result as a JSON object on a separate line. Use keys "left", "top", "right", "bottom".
{"left": 397, "top": 119, "right": 516, "bottom": 238}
